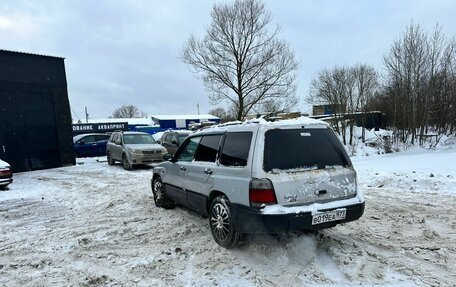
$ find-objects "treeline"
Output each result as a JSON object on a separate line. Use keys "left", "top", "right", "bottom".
{"left": 309, "top": 23, "right": 456, "bottom": 146}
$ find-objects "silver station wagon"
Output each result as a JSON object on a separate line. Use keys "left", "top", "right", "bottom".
{"left": 151, "top": 117, "right": 365, "bottom": 248}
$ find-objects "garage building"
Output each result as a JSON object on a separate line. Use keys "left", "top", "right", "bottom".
{"left": 0, "top": 50, "right": 74, "bottom": 172}
{"left": 150, "top": 114, "right": 220, "bottom": 129}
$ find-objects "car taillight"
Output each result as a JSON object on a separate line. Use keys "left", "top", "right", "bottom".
{"left": 0, "top": 169, "right": 11, "bottom": 176}
{"left": 249, "top": 178, "right": 277, "bottom": 208}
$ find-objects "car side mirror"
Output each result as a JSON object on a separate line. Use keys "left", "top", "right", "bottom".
{"left": 79, "top": 140, "right": 85, "bottom": 145}
{"left": 163, "top": 153, "right": 173, "bottom": 161}
{"left": 171, "top": 140, "right": 177, "bottom": 146}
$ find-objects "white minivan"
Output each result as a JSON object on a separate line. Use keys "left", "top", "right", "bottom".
{"left": 151, "top": 117, "right": 365, "bottom": 248}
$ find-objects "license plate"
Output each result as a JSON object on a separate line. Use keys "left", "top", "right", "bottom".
{"left": 312, "top": 209, "right": 346, "bottom": 225}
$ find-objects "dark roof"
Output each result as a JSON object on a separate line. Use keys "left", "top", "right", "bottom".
{"left": 0, "top": 49, "right": 65, "bottom": 59}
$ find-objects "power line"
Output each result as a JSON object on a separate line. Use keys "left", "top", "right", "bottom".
{"left": 71, "top": 107, "right": 82, "bottom": 123}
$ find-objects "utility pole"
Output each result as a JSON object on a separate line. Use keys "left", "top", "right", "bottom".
{"left": 85, "top": 106, "right": 89, "bottom": 123}
{"left": 197, "top": 103, "right": 200, "bottom": 115}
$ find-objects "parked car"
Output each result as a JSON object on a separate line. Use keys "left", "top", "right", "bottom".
{"left": 73, "top": 133, "right": 110, "bottom": 157}
{"left": 0, "top": 159, "right": 13, "bottom": 189}
{"left": 151, "top": 117, "right": 365, "bottom": 248}
{"left": 159, "top": 130, "right": 192, "bottom": 154}
{"left": 107, "top": 131, "right": 167, "bottom": 170}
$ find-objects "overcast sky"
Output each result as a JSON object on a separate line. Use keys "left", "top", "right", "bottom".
{"left": 1, "top": 0, "right": 456, "bottom": 120}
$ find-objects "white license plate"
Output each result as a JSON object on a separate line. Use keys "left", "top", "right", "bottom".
{"left": 312, "top": 209, "right": 346, "bottom": 225}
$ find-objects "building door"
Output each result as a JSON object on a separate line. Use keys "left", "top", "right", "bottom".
{"left": 0, "top": 87, "right": 61, "bottom": 172}
{"left": 18, "top": 90, "right": 61, "bottom": 170}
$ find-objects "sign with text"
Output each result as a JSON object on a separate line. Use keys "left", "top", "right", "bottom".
{"left": 72, "top": 122, "right": 129, "bottom": 135}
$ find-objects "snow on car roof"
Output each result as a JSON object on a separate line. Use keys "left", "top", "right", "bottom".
{"left": 0, "top": 159, "right": 10, "bottom": 168}
{"left": 152, "top": 131, "right": 165, "bottom": 140}
{"left": 164, "top": 129, "right": 193, "bottom": 134}
{"left": 253, "top": 116, "right": 328, "bottom": 127}
{"left": 194, "top": 116, "right": 328, "bottom": 135}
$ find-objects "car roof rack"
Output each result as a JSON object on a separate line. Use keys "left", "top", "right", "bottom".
{"left": 251, "top": 112, "right": 301, "bottom": 122}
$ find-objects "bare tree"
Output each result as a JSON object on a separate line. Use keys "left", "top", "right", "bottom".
{"left": 182, "top": 0, "right": 299, "bottom": 120}
{"left": 353, "top": 64, "right": 378, "bottom": 142}
{"left": 255, "top": 96, "right": 298, "bottom": 114}
{"left": 208, "top": 107, "right": 227, "bottom": 119}
{"left": 383, "top": 23, "right": 430, "bottom": 144}
{"left": 309, "top": 67, "right": 350, "bottom": 144}
{"left": 112, "top": 105, "right": 145, "bottom": 118}
{"left": 309, "top": 64, "right": 378, "bottom": 145}
{"left": 383, "top": 22, "right": 456, "bottom": 145}
{"left": 208, "top": 107, "right": 236, "bottom": 122}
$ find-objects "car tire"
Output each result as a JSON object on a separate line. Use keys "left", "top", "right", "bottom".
{"left": 122, "top": 154, "right": 132, "bottom": 170}
{"left": 151, "top": 177, "right": 175, "bottom": 209}
{"left": 209, "top": 195, "right": 245, "bottom": 249}
{"left": 107, "top": 152, "right": 115, "bottom": 165}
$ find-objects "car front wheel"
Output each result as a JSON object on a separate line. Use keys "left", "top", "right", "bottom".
{"left": 209, "top": 195, "right": 244, "bottom": 248}
{"left": 107, "top": 152, "right": 115, "bottom": 165}
{"left": 122, "top": 154, "right": 132, "bottom": 170}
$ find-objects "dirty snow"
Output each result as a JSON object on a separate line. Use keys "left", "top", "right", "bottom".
{"left": 1, "top": 148, "right": 455, "bottom": 286}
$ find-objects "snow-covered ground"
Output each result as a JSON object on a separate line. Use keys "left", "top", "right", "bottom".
{"left": 1, "top": 149, "right": 455, "bottom": 286}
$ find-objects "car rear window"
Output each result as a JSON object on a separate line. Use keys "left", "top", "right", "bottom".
{"left": 220, "top": 132, "right": 252, "bottom": 167}
{"left": 165, "top": 134, "right": 173, "bottom": 143}
{"left": 80, "top": 135, "right": 96, "bottom": 143}
{"left": 95, "top": 135, "right": 109, "bottom": 141}
{"left": 263, "top": 128, "right": 350, "bottom": 172}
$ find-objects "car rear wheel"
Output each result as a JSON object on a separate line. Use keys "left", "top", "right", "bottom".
{"left": 122, "top": 154, "right": 132, "bottom": 170}
{"left": 209, "top": 195, "right": 244, "bottom": 248}
{"left": 107, "top": 152, "right": 115, "bottom": 165}
{"left": 151, "top": 177, "right": 175, "bottom": 209}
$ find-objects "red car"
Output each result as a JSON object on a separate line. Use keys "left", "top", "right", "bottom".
{"left": 0, "top": 159, "right": 13, "bottom": 189}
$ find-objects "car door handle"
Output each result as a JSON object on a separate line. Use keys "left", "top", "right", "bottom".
{"left": 91, "top": 144, "right": 97, "bottom": 146}
{"left": 204, "top": 168, "right": 213, "bottom": 175}
{"left": 180, "top": 166, "right": 186, "bottom": 171}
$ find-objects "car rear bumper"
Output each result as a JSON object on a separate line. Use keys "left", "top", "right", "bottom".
{"left": 231, "top": 202, "right": 365, "bottom": 234}
{"left": 0, "top": 177, "right": 13, "bottom": 186}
